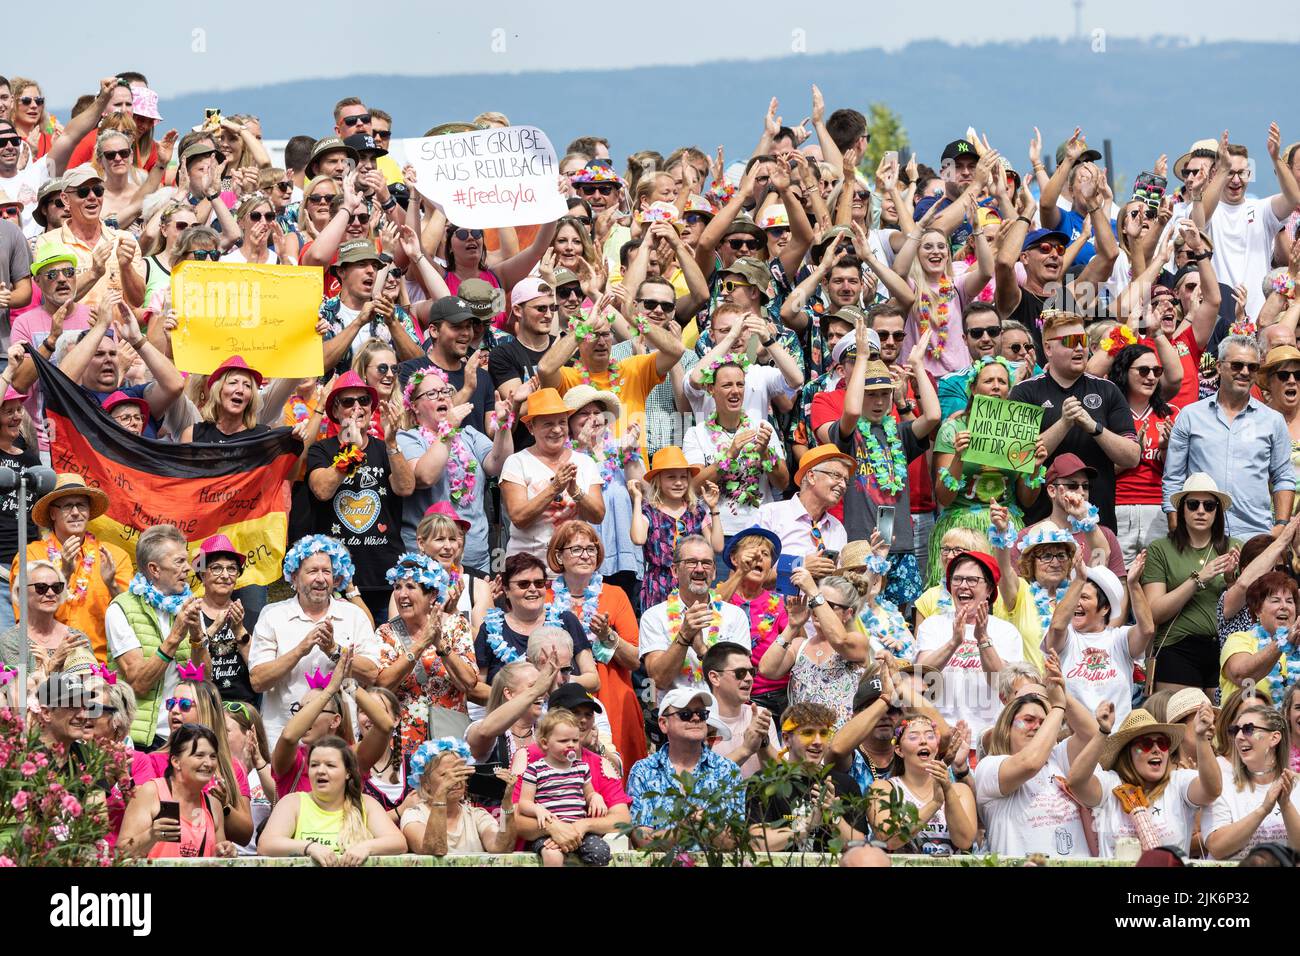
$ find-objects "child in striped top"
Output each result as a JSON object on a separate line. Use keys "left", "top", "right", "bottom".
{"left": 517, "top": 709, "right": 612, "bottom": 866}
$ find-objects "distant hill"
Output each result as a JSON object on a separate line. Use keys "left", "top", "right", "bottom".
{"left": 95, "top": 38, "right": 1299, "bottom": 191}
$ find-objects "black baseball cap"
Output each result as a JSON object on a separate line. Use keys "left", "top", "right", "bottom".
{"left": 941, "top": 139, "right": 978, "bottom": 163}
{"left": 548, "top": 683, "right": 604, "bottom": 714}
{"left": 427, "top": 296, "right": 474, "bottom": 325}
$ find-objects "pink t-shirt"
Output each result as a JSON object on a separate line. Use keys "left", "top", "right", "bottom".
{"left": 510, "top": 745, "right": 630, "bottom": 808}
{"left": 271, "top": 744, "right": 313, "bottom": 798}
{"left": 902, "top": 278, "right": 973, "bottom": 378}
{"left": 9, "top": 302, "right": 95, "bottom": 453}
{"left": 134, "top": 746, "right": 251, "bottom": 799}
{"left": 727, "top": 590, "right": 789, "bottom": 697}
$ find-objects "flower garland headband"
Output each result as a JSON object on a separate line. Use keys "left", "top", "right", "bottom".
{"left": 403, "top": 366, "right": 450, "bottom": 408}
{"left": 386, "top": 551, "right": 451, "bottom": 603}
{"left": 406, "top": 737, "right": 473, "bottom": 790}
{"left": 698, "top": 351, "right": 753, "bottom": 387}
{"left": 1099, "top": 325, "right": 1138, "bottom": 357}
{"left": 964, "top": 356, "right": 1016, "bottom": 397}
{"left": 283, "top": 535, "right": 356, "bottom": 590}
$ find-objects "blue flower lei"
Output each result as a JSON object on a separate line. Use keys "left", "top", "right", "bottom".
{"left": 129, "top": 573, "right": 193, "bottom": 617}
{"left": 283, "top": 534, "right": 356, "bottom": 590}
{"left": 862, "top": 597, "right": 913, "bottom": 657}
{"left": 856, "top": 415, "right": 907, "bottom": 497}
{"left": 549, "top": 576, "right": 613, "bottom": 663}
{"left": 406, "top": 736, "right": 473, "bottom": 790}
{"left": 484, "top": 608, "right": 521, "bottom": 664}
{"left": 1067, "top": 504, "right": 1100, "bottom": 534}
{"left": 1029, "top": 580, "right": 1070, "bottom": 635}
{"left": 386, "top": 551, "right": 450, "bottom": 604}
{"left": 1256, "top": 624, "right": 1292, "bottom": 649}
{"left": 866, "top": 554, "right": 890, "bottom": 575}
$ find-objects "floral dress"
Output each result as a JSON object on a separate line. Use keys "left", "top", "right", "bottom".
{"left": 376, "top": 613, "right": 476, "bottom": 759}
{"left": 640, "top": 499, "right": 711, "bottom": 611}
{"left": 788, "top": 640, "right": 866, "bottom": 729}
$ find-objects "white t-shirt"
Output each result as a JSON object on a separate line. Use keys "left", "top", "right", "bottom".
{"left": 682, "top": 420, "right": 785, "bottom": 535}
{"left": 0, "top": 155, "right": 52, "bottom": 232}
{"left": 683, "top": 363, "right": 799, "bottom": 424}
{"left": 638, "top": 599, "right": 750, "bottom": 705}
{"left": 1092, "top": 767, "right": 1200, "bottom": 858}
{"left": 499, "top": 448, "right": 601, "bottom": 559}
{"left": 221, "top": 246, "right": 279, "bottom": 265}
{"left": 1058, "top": 625, "right": 1135, "bottom": 724}
{"left": 104, "top": 603, "right": 178, "bottom": 741}
{"left": 1209, "top": 197, "right": 1284, "bottom": 318}
{"left": 975, "top": 739, "right": 1090, "bottom": 858}
{"left": 913, "top": 612, "right": 1024, "bottom": 737}
{"left": 1207, "top": 767, "right": 1300, "bottom": 860}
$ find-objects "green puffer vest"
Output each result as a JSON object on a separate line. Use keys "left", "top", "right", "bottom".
{"left": 109, "top": 591, "right": 192, "bottom": 746}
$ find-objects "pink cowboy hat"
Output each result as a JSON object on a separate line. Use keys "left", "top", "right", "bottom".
{"left": 325, "top": 371, "right": 379, "bottom": 424}
{"left": 194, "top": 533, "right": 246, "bottom": 573}
{"left": 424, "top": 501, "right": 471, "bottom": 533}
{"left": 204, "top": 355, "right": 265, "bottom": 399}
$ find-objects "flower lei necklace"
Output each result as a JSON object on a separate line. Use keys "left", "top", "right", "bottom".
{"left": 916, "top": 273, "right": 954, "bottom": 361}
{"left": 863, "top": 597, "right": 913, "bottom": 657}
{"left": 666, "top": 589, "right": 724, "bottom": 683}
{"left": 550, "top": 576, "right": 615, "bottom": 664}
{"left": 571, "top": 433, "right": 637, "bottom": 488}
{"left": 1029, "top": 580, "right": 1069, "bottom": 635}
{"left": 421, "top": 420, "right": 477, "bottom": 508}
{"left": 1255, "top": 624, "right": 1292, "bottom": 649}
{"left": 732, "top": 589, "right": 781, "bottom": 648}
{"left": 856, "top": 415, "right": 907, "bottom": 497}
{"left": 578, "top": 360, "right": 623, "bottom": 402}
{"left": 483, "top": 608, "right": 521, "bottom": 664}
{"left": 129, "top": 573, "right": 194, "bottom": 617}
{"left": 705, "top": 412, "right": 777, "bottom": 509}
{"left": 51, "top": 534, "right": 97, "bottom": 603}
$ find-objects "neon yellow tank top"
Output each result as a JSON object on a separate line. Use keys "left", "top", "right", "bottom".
{"left": 293, "top": 793, "right": 364, "bottom": 853}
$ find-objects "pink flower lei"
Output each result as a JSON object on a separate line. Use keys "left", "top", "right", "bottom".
{"left": 408, "top": 367, "right": 477, "bottom": 509}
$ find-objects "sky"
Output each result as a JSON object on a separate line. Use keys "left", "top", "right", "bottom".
{"left": 15, "top": 0, "right": 1300, "bottom": 105}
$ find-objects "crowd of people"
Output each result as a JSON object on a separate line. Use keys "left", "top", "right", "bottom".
{"left": 5, "top": 71, "right": 1300, "bottom": 867}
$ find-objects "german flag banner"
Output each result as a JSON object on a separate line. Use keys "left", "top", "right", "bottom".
{"left": 30, "top": 348, "right": 303, "bottom": 587}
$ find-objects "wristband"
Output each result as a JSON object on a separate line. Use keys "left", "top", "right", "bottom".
{"left": 865, "top": 554, "right": 890, "bottom": 575}
{"left": 302, "top": 840, "right": 317, "bottom": 856}
{"left": 41, "top": 336, "right": 57, "bottom": 353}
{"left": 1049, "top": 704, "right": 1066, "bottom": 713}
{"left": 986, "top": 525, "right": 1018, "bottom": 550}
{"left": 155, "top": 647, "right": 175, "bottom": 663}
{"left": 206, "top": 192, "right": 220, "bottom": 202}
{"left": 1016, "top": 216, "right": 1033, "bottom": 226}
{"left": 380, "top": 197, "right": 397, "bottom": 211}
{"left": 1067, "top": 504, "right": 1100, "bottom": 533}
{"left": 954, "top": 766, "right": 971, "bottom": 780}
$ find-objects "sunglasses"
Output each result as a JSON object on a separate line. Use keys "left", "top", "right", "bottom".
{"left": 638, "top": 298, "right": 674, "bottom": 314}
{"left": 1133, "top": 365, "right": 1164, "bottom": 378}
{"left": 510, "top": 578, "right": 547, "bottom": 591}
{"left": 825, "top": 598, "right": 856, "bottom": 613}
{"left": 372, "top": 129, "right": 391, "bottom": 140}
{"left": 170, "top": 219, "right": 195, "bottom": 231}
{"left": 576, "top": 183, "right": 617, "bottom": 196}
{"left": 1224, "top": 360, "right": 1260, "bottom": 374}
{"left": 878, "top": 330, "right": 907, "bottom": 342}
{"left": 307, "top": 194, "right": 335, "bottom": 205}
{"left": 1053, "top": 480, "right": 1089, "bottom": 492}
{"left": 669, "top": 708, "right": 710, "bottom": 723}
{"left": 190, "top": 249, "right": 221, "bottom": 261}
{"left": 0, "top": 136, "right": 21, "bottom": 148}
{"left": 1033, "top": 241, "right": 1066, "bottom": 256}
{"left": 273, "top": 181, "right": 293, "bottom": 192}
{"left": 1005, "top": 342, "right": 1031, "bottom": 355}
{"left": 348, "top": 211, "right": 371, "bottom": 225}
{"left": 720, "top": 280, "right": 754, "bottom": 294}
{"left": 726, "top": 238, "right": 763, "bottom": 252}
{"left": 1051, "top": 333, "right": 1088, "bottom": 349}
{"left": 247, "top": 210, "right": 275, "bottom": 223}
{"left": 101, "top": 148, "right": 132, "bottom": 162}
{"left": 683, "top": 212, "right": 710, "bottom": 225}
{"left": 853, "top": 190, "right": 870, "bottom": 202}
{"left": 556, "top": 283, "right": 583, "bottom": 300}
{"left": 794, "top": 727, "right": 835, "bottom": 742}
{"left": 720, "top": 667, "right": 755, "bottom": 680}
{"left": 342, "top": 114, "right": 372, "bottom": 127}
{"left": 1183, "top": 498, "right": 1219, "bottom": 513}
{"left": 165, "top": 697, "right": 195, "bottom": 712}
{"left": 334, "top": 394, "right": 373, "bottom": 409}
{"left": 1274, "top": 369, "right": 1300, "bottom": 382}
{"left": 1133, "top": 734, "right": 1170, "bottom": 753}
{"left": 74, "top": 184, "right": 106, "bottom": 199}
{"left": 1228, "top": 723, "right": 1267, "bottom": 738}
{"left": 223, "top": 701, "right": 252, "bottom": 720}
{"left": 30, "top": 581, "right": 66, "bottom": 595}
{"left": 41, "top": 266, "right": 77, "bottom": 281}
{"left": 966, "top": 326, "right": 1001, "bottom": 340}
{"left": 372, "top": 363, "right": 396, "bottom": 376}
{"left": 453, "top": 228, "right": 483, "bottom": 241}
{"left": 290, "top": 702, "right": 339, "bottom": 716}
{"left": 766, "top": 226, "right": 789, "bottom": 239}
{"left": 20, "top": 96, "right": 45, "bottom": 107}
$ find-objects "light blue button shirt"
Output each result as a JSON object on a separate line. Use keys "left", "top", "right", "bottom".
{"left": 1162, "top": 394, "right": 1295, "bottom": 537}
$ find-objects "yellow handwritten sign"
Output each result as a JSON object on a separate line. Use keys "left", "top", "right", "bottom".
{"left": 171, "top": 262, "right": 324, "bottom": 378}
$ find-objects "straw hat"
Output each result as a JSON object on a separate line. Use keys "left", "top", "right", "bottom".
{"left": 1173, "top": 138, "right": 1219, "bottom": 181}
{"left": 561, "top": 383, "right": 622, "bottom": 420}
{"left": 1256, "top": 345, "right": 1300, "bottom": 389}
{"left": 520, "top": 388, "right": 576, "bottom": 424}
{"left": 837, "top": 539, "right": 874, "bottom": 572}
{"left": 1170, "top": 472, "right": 1233, "bottom": 513}
{"left": 1166, "top": 688, "right": 1212, "bottom": 725}
{"left": 32, "top": 474, "right": 110, "bottom": 529}
{"left": 643, "top": 446, "right": 700, "bottom": 483}
{"left": 1099, "top": 710, "right": 1185, "bottom": 771}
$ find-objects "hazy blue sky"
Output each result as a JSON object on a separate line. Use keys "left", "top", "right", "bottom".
{"left": 14, "top": 0, "right": 1299, "bottom": 104}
